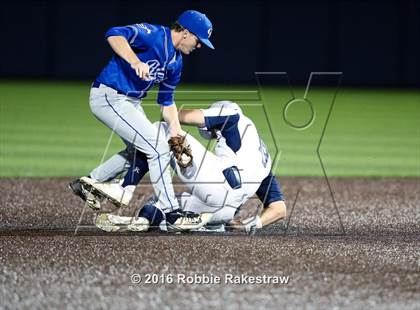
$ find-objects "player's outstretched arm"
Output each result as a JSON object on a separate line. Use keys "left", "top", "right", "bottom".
{"left": 107, "top": 36, "right": 150, "bottom": 79}
{"left": 162, "top": 104, "right": 185, "bottom": 137}
{"left": 229, "top": 201, "right": 286, "bottom": 233}
{"left": 163, "top": 105, "right": 194, "bottom": 168}
{"left": 178, "top": 109, "right": 205, "bottom": 127}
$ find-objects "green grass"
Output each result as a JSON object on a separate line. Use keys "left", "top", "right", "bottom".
{"left": 0, "top": 81, "right": 419, "bottom": 177}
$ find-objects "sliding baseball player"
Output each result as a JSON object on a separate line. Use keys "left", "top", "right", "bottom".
{"left": 95, "top": 101, "right": 287, "bottom": 233}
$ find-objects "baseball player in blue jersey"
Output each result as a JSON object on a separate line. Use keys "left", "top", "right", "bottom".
{"left": 69, "top": 10, "right": 215, "bottom": 231}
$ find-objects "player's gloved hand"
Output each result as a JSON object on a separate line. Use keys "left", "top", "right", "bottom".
{"left": 242, "top": 216, "right": 263, "bottom": 235}
{"left": 168, "top": 135, "right": 193, "bottom": 168}
{"left": 130, "top": 60, "right": 150, "bottom": 80}
{"left": 229, "top": 216, "right": 263, "bottom": 235}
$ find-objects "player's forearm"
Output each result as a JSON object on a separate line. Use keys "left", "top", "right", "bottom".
{"left": 260, "top": 201, "right": 287, "bottom": 226}
{"left": 178, "top": 109, "right": 205, "bottom": 127}
{"left": 107, "top": 36, "right": 141, "bottom": 65}
{"left": 162, "top": 104, "right": 184, "bottom": 137}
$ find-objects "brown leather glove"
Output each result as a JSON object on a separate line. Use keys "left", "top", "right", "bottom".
{"left": 168, "top": 135, "right": 193, "bottom": 168}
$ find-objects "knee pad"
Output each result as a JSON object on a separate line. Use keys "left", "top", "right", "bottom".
{"left": 222, "top": 166, "right": 242, "bottom": 189}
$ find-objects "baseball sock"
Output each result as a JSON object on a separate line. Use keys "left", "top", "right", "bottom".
{"left": 138, "top": 204, "right": 165, "bottom": 227}
{"left": 122, "top": 152, "right": 149, "bottom": 187}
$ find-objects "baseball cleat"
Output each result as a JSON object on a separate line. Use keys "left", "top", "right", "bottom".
{"left": 80, "top": 177, "right": 133, "bottom": 208}
{"left": 68, "top": 178, "right": 102, "bottom": 210}
{"left": 192, "top": 223, "right": 226, "bottom": 233}
{"left": 166, "top": 211, "right": 213, "bottom": 232}
{"left": 95, "top": 213, "right": 150, "bottom": 232}
{"left": 95, "top": 213, "right": 120, "bottom": 232}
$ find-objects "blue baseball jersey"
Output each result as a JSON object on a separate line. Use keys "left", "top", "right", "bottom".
{"left": 96, "top": 23, "right": 183, "bottom": 106}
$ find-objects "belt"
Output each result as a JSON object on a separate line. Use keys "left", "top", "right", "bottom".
{"left": 92, "top": 81, "right": 125, "bottom": 95}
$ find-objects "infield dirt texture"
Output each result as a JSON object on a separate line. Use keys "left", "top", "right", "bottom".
{"left": 0, "top": 177, "right": 419, "bottom": 309}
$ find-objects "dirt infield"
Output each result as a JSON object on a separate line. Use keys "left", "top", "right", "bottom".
{"left": 1, "top": 177, "right": 419, "bottom": 309}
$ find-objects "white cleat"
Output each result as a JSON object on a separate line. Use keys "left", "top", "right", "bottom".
{"left": 69, "top": 178, "right": 102, "bottom": 210}
{"left": 95, "top": 213, "right": 150, "bottom": 232}
{"left": 80, "top": 177, "right": 133, "bottom": 207}
{"left": 95, "top": 213, "right": 120, "bottom": 232}
{"left": 192, "top": 223, "right": 226, "bottom": 233}
{"left": 86, "top": 192, "right": 101, "bottom": 210}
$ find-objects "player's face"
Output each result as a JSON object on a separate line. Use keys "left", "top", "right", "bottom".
{"left": 180, "top": 31, "right": 202, "bottom": 55}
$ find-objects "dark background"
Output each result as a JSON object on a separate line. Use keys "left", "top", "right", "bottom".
{"left": 1, "top": 0, "right": 419, "bottom": 87}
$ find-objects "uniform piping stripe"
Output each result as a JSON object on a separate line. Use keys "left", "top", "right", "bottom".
{"left": 129, "top": 25, "right": 139, "bottom": 44}
{"left": 162, "top": 82, "right": 176, "bottom": 90}
{"left": 161, "top": 26, "right": 169, "bottom": 66}
{"left": 104, "top": 94, "right": 175, "bottom": 210}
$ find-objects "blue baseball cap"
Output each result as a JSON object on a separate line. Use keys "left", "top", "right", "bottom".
{"left": 177, "top": 10, "right": 214, "bottom": 49}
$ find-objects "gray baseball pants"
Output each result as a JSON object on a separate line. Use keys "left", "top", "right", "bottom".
{"left": 88, "top": 83, "right": 179, "bottom": 211}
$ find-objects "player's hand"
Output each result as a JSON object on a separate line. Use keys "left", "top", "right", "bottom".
{"left": 168, "top": 135, "right": 193, "bottom": 169}
{"left": 229, "top": 216, "right": 262, "bottom": 235}
{"left": 131, "top": 60, "right": 150, "bottom": 80}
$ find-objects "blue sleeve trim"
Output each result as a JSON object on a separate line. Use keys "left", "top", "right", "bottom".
{"left": 162, "top": 81, "right": 176, "bottom": 90}
{"left": 204, "top": 114, "right": 241, "bottom": 152}
{"left": 158, "top": 81, "right": 177, "bottom": 106}
{"left": 256, "top": 172, "right": 284, "bottom": 208}
{"left": 158, "top": 100, "right": 175, "bottom": 106}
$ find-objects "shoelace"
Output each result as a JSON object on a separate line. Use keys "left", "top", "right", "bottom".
{"left": 182, "top": 217, "right": 201, "bottom": 225}
{"left": 180, "top": 212, "right": 201, "bottom": 224}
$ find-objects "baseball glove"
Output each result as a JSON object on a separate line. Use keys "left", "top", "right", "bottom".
{"left": 168, "top": 135, "right": 193, "bottom": 168}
